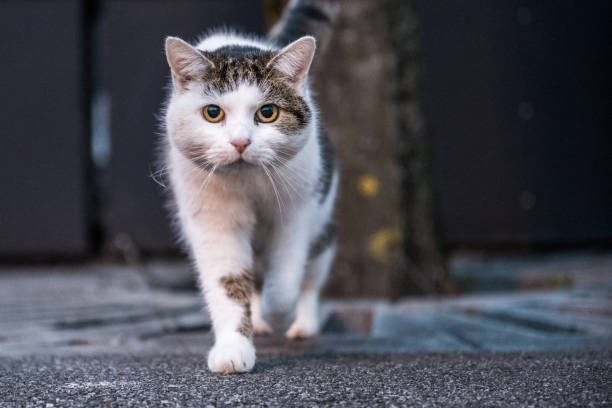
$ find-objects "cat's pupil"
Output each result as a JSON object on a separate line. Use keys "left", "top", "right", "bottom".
{"left": 207, "top": 105, "right": 221, "bottom": 118}
{"left": 260, "top": 105, "right": 274, "bottom": 118}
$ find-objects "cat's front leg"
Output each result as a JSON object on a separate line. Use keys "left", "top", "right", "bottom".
{"left": 206, "top": 269, "right": 255, "bottom": 374}
{"left": 260, "top": 208, "right": 312, "bottom": 331}
{"left": 186, "top": 208, "right": 256, "bottom": 374}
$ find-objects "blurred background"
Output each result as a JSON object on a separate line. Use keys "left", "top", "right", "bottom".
{"left": 1, "top": 0, "right": 611, "bottom": 299}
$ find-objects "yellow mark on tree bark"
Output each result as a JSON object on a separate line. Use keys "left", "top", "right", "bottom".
{"left": 369, "top": 227, "right": 403, "bottom": 263}
{"left": 357, "top": 174, "right": 380, "bottom": 198}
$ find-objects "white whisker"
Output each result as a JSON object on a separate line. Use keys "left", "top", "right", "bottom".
{"left": 262, "top": 163, "right": 284, "bottom": 219}
{"left": 150, "top": 166, "right": 169, "bottom": 189}
{"left": 197, "top": 162, "right": 219, "bottom": 196}
{"left": 269, "top": 163, "right": 295, "bottom": 200}
{"left": 269, "top": 161, "right": 305, "bottom": 200}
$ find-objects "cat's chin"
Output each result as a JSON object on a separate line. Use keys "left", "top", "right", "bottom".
{"left": 216, "top": 158, "right": 258, "bottom": 173}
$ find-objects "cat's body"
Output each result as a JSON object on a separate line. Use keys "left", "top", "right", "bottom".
{"left": 162, "top": 11, "right": 338, "bottom": 373}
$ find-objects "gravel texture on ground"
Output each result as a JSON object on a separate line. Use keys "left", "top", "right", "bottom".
{"left": 1, "top": 349, "right": 610, "bottom": 407}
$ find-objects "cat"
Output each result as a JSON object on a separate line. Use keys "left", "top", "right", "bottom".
{"left": 162, "top": 2, "right": 338, "bottom": 374}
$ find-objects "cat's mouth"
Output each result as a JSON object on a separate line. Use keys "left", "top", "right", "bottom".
{"left": 220, "top": 157, "right": 258, "bottom": 171}
{"left": 234, "top": 156, "right": 254, "bottom": 165}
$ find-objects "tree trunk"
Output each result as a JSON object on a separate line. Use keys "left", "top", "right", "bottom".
{"left": 265, "top": 0, "right": 455, "bottom": 297}
{"left": 387, "top": 0, "right": 456, "bottom": 295}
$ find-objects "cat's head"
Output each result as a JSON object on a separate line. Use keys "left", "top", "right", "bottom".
{"left": 164, "top": 35, "right": 316, "bottom": 171}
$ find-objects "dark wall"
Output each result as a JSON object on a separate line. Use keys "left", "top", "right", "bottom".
{"left": 0, "top": 0, "right": 89, "bottom": 256}
{"left": 1, "top": 1, "right": 611, "bottom": 258}
{"left": 416, "top": 0, "right": 612, "bottom": 245}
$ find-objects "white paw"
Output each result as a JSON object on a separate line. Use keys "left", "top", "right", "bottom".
{"left": 285, "top": 315, "right": 319, "bottom": 340}
{"left": 207, "top": 333, "right": 255, "bottom": 374}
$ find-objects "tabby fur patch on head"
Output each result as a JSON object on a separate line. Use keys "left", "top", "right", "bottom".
{"left": 165, "top": 34, "right": 316, "bottom": 171}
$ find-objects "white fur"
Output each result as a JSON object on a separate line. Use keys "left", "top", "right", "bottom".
{"left": 196, "top": 32, "right": 273, "bottom": 52}
{"left": 208, "top": 331, "right": 256, "bottom": 374}
{"left": 164, "top": 32, "right": 336, "bottom": 374}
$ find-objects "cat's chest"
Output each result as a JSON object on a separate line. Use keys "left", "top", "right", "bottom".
{"left": 251, "top": 212, "right": 273, "bottom": 257}
{"left": 250, "top": 185, "right": 295, "bottom": 247}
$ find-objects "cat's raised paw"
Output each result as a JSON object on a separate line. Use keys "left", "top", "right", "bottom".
{"left": 253, "top": 318, "right": 273, "bottom": 336}
{"left": 207, "top": 333, "right": 255, "bottom": 374}
{"left": 285, "top": 319, "right": 318, "bottom": 340}
{"left": 251, "top": 293, "right": 273, "bottom": 335}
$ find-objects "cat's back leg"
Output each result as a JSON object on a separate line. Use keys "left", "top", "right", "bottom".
{"left": 251, "top": 292, "right": 273, "bottom": 335}
{"left": 286, "top": 225, "right": 336, "bottom": 339}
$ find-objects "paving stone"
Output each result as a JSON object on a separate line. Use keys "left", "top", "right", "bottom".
{"left": 450, "top": 251, "right": 612, "bottom": 292}
{"left": 0, "top": 264, "right": 205, "bottom": 355}
{"left": 2, "top": 259, "right": 612, "bottom": 355}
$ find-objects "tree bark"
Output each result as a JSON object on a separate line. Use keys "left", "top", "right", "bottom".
{"left": 387, "top": 0, "right": 456, "bottom": 295}
{"left": 265, "top": 0, "right": 455, "bottom": 297}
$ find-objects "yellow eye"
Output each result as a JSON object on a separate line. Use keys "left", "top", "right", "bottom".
{"left": 202, "top": 105, "right": 225, "bottom": 123}
{"left": 256, "top": 104, "right": 279, "bottom": 123}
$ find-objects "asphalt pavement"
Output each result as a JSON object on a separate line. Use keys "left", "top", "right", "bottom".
{"left": 1, "top": 254, "right": 611, "bottom": 406}
{"left": 1, "top": 347, "right": 610, "bottom": 407}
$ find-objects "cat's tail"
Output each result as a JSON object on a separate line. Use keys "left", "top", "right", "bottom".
{"left": 267, "top": 0, "right": 340, "bottom": 50}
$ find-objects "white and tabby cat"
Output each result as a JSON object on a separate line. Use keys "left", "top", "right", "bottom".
{"left": 162, "top": 3, "right": 338, "bottom": 374}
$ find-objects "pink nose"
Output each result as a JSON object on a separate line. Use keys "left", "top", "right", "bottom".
{"left": 231, "top": 139, "right": 250, "bottom": 154}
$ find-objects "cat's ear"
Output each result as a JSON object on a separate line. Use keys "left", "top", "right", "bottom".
{"left": 268, "top": 36, "right": 316, "bottom": 94}
{"left": 165, "top": 36, "right": 212, "bottom": 88}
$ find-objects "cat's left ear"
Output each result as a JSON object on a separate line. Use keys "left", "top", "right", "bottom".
{"left": 268, "top": 36, "right": 316, "bottom": 94}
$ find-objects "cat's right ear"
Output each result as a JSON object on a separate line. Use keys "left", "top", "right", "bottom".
{"left": 165, "top": 37, "right": 212, "bottom": 88}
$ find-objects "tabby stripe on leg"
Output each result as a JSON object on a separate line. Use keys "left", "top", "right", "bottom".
{"left": 219, "top": 270, "right": 254, "bottom": 338}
